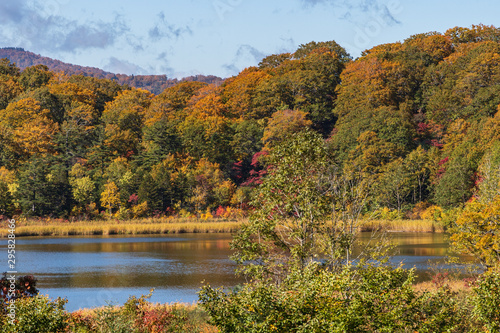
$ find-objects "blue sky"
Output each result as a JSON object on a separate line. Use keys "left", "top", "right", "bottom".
{"left": 0, "top": 0, "right": 498, "bottom": 78}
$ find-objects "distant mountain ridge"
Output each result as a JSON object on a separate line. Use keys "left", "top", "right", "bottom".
{"left": 0, "top": 47, "right": 222, "bottom": 94}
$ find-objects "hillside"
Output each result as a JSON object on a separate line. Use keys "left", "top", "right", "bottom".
{"left": 0, "top": 47, "right": 222, "bottom": 94}
{"left": 1, "top": 25, "right": 500, "bottom": 220}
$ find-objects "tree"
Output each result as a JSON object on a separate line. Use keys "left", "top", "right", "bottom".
{"left": 255, "top": 44, "right": 349, "bottom": 135}
{"left": 0, "top": 98, "right": 59, "bottom": 159}
{"left": 475, "top": 141, "right": 500, "bottom": 203}
{"left": 19, "top": 65, "right": 53, "bottom": 91}
{"left": 423, "top": 40, "right": 500, "bottom": 124}
{"left": 230, "top": 119, "right": 264, "bottom": 162}
{"left": 70, "top": 177, "right": 95, "bottom": 207}
{"left": 0, "top": 75, "right": 22, "bottom": 110}
{"left": 0, "top": 58, "right": 20, "bottom": 77}
{"left": 100, "top": 181, "right": 120, "bottom": 217}
{"left": 376, "top": 158, "right": 413, "bottom": 212}
{"left": 433, "top": 153, "right": 474, "bottom": 208}
{"left": 101, "top": 88, "right": 154, "bottom": 157}
{"left": 450, "top": 196, "right": 500, "bottom": 269}
{"left": 231, "top": 130, "right": 334, "bottom": 279}
{"left": 67, "top": 75, "right": 122, "bottom": 113}
{"left": 261, "top": 109, "right": 312, "bottom": 150}
{"left": 0, "top": 167, "right": 15, "bottom": 216}
{"left": 404, "top": 146, "right": 432, "bottom": 203}
{"left": 220, "top": 67, "right": 270, "bottom": 119}
{"left": 16, "top": 156, "right": 71, "bottom": 216}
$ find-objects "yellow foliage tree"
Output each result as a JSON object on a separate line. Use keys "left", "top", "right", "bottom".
{"left": 0, "top": 98, "right": 59, "bottom": 158}
{"left": 450, "top": 196, "right": 500, "bottom": 269}
{"left": 100, "top": 181, "right": 121, "bottom": 217}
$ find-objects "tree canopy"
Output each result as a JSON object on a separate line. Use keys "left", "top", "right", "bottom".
{"left": 0, "top": 25, "right": 500, "bottom": 219}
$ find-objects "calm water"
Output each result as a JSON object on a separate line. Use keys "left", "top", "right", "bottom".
{"left": 1, "top": 232, "right": 471, "bottom": 311}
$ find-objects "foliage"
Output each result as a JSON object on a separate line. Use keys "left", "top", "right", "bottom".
{"left": 1, "top": 26, "right": 500, "bottom": 219}
{"left": 68, "top": 293, "right": 216, "bottom": 333}
{"left": 200, "top": 263, "right": 469, "bottom": 333}
{"left": 0, "top": 273, "right": 39, "bottom": 305}
{"left": 0, "top": 295, "right": 68, "bottom": 333}
{"left": 450, "top": 196, "right": 500, "bottom": 268}
{"left": 100, "top": 181, "right": 121, "bottom": 216}
{"left": 231, "top": 130, "right": 335, "bottom": 279}
{"left": 470, "top": 268, "right": 500, "bottom": 331}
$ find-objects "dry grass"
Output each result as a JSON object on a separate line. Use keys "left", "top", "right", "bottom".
{"left": 361, "top": 219, "right": 444, "bottom": 233}
{"left": 413, "top": 279, "right": 470, "bottom": 293}
{"left": 0, "top": 217, "right": 243, "bottom": 237}
{"left": 0, "top": 217, "right": 445, "bottom": 238}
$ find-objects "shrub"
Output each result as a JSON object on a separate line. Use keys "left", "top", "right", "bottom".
{"left": 131, "top": 201, "right": 149, "bottom": 218}
{"left": 0, "top": 273, "right": 39, "bottom": 311}
{"left": 420, "top": 204, "right": 443, "bottom": 221}
{"left": 0, "top": 295, "right": 68, "bottom": 333}
{"left": 200, "top": 262, "right": 470, "bottom": 332}
{"left": 68, "top": 292, "right": 214, "bottom": 333}
{"left": 372, "top": 207, "right": 404, "bottom": 220}
{"left": 450, "top": 197, "right": 500, "bottom": 268}
{"left": 407, "top": 201, "right": 431, "bottom": 219}
{"left": 471, "top": 269, "right": 500, "bottom": 331}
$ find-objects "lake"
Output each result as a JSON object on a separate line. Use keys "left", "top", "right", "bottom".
{"left": 2, "top": 232, "right": 472, "bottom": 311}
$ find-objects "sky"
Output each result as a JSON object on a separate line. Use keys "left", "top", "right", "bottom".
{"left": 0, "top": 0, "right": 499, "bottom": 79}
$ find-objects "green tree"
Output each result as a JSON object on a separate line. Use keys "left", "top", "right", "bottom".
{"left": 0, "top": 58, "right": 20, "bottom": 77}
{"left": 476, "top": 141, "right": 500, "bottom": 203}
{"left": 0, "top": 182, "right": 14, "bottom": 217}
{"left": 231, "top": 130, "right": 334, "bottom": 278}
{"left": 230, "top": 119, "right": 264, "bottom": 162}
{"left": 70, "top": 176, "right": 95, "bottom": 207}
{"left": 433, "top": 152, "right": 475, "bottom": 208}
{"left": 376, "top": 158, "right": 413, "bottom": 212}
{"left": 19, "top": 65, "right": 53, "bottom": 91}
{"left": 16, "top": 156, "right": 71, "bottom": 216}
{"left": 404, "top": 146, "right": 432, "bottom": 203}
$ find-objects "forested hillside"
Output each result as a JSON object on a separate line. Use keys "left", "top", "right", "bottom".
{"left": 0, "top": 48, "right": 222, "bottom": 94}
{"left": 1, "top": 24, "right": 500, "bottom": 220}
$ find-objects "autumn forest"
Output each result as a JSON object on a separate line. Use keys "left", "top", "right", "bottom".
{"left": 1, "top": 24, "right": 500, "bottom": 221}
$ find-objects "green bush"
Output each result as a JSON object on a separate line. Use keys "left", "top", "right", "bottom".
{"left": 0, "top": 295, "right": 68, "bottom": 333}
{"left": 200, "top": 263, "right": 471, "bottom": 333}
{"left": 471, "top": 269, "right": 500, "bottom": 331}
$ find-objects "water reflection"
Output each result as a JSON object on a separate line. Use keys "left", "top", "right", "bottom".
{"left": 0, "top": 232, "right": 474, "bottom": 311}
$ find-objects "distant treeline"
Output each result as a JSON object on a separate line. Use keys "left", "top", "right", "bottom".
{"left": 0, "top": 48, "right": 222, "bottom": 94}
{"left": 1, "top": 24, "right": 500, "bottom": 220}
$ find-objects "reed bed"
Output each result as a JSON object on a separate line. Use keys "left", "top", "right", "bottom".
{"left": 361, "top": 219, "right": 444, "bottom": 233}
{"left": 0, "top": 218, "right": 243, "bottom": 237}
{"left": 0, "top": 217, "right": 444, "bottom": 238}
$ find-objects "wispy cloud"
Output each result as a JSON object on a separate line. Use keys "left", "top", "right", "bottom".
{"left": 148, "top": 12, "right": 192, "bottom": 41}
{"left": 0, "top": 0, "right": 128, "bottom": 53}
{"left": 103, "top": 57, "right": 149, "bottom": 75}
{"left": 299, "top": 0, "right": 401, "bottom": 25}
{"left": 223, "top": 44, "right": 267, "bottom": 75}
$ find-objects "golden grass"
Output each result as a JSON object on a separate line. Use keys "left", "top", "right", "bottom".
{"left": 0, "top": 217, "right": 444, "bottom": 238}
{"left": 361, "top": 219, "right": 444, "bottom": 233}
{"left": 413, "top": 279, "right": 469, "bottom": 293}
{"left": 0, "top": 217, "right": 243, "bottom": 238}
